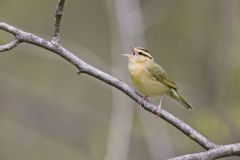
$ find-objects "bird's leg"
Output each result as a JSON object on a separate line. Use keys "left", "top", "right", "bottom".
{"left": 153, "top": 96, "right": 163, "bottom": 114}
{"left": 138, "top": 96, "right": 148, "bottom": 106}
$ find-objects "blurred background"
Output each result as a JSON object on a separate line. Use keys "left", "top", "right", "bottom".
{"left": 0, "top": 0, "right": 240, "bottom": 159}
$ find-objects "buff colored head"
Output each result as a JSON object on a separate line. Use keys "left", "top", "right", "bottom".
{"left": 121, "top": 47, "right": 153, "bottom": 64}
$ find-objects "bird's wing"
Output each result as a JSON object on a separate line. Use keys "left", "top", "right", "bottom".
{"left": 145, "top": 62, "right": 177, "bottom": 89}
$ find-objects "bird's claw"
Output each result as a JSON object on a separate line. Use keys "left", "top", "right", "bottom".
{"left": 138, "top": 96, "right": 148, "bottom": 106}
{"left": 152, "top": 105, "right": 162, "bottom": 114}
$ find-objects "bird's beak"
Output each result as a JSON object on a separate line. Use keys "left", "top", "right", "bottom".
{"left": 121, "top": 54, "right": 130, "bottom": 57}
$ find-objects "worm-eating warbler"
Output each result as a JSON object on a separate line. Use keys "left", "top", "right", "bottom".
{"left": 122, "top": 47, "right": 194, "bottom": 112}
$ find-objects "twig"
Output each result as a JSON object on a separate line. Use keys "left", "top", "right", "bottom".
{"left": 169, "top": 143, "right": 240, "bottom": 160}
{"left": 0, "top": 22, "right": 217, "bottom": 150}
{"left": 0, "top": 39, "right": 20, "bottom": 52}
{"left": 52, "top": 0, "right": 65, "bottom": 43}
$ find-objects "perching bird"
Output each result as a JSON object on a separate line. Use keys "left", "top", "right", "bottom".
{"left": 122, "top": 47, "right": 194, "bottom": 113}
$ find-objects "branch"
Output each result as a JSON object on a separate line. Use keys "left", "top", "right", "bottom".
{"left": 52, "top": 0, "right": 65, "bottom": 43}
{"left": 0, "top": 23, "right": 21, "bottom": 52}
{"left": 0, "top": 22, "right": 217, "bottom": 150}
{"left": 169, "top": 143, "right": 240, "bottom": 160}
{"left": 0, "top": 39, "right": 20, "bottom": 52}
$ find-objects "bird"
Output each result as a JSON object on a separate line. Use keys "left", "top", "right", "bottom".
{"left": 122, "top": 47, "right": 194, "bottom": 113}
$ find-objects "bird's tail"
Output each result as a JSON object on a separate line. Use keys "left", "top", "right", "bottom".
{"left": 169, "top": 89, "right": 194, "bottom": 110}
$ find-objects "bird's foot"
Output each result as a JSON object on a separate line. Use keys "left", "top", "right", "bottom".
{"left": 152, "top": 104, "right": 162, "bottom": 114}
{"left": 152, "top": 96, "right": 163, "bottom": 114}
{"left": 138, "top": 96, "right": 148, "bottom": 106}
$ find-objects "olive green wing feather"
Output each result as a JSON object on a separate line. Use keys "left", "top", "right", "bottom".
{"left": 145, "top": 62, "right": 177, "bottom": 89}
{"left": 146, "top": 62, "right": 194, "bottom": 110}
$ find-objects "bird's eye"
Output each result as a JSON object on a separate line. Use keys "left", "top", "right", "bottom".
{"left": 138, "top": 51, "right": 143, "bottom": 56}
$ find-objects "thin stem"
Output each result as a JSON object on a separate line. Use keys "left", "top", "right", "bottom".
{"left": 169, "top": 143, "right": 240, "bottom": 160}
{"left": 0, "top": 39, "right": 20, "bottom": 52}
{"left": 52, "top": 0, "right": 66, "bottom": 43}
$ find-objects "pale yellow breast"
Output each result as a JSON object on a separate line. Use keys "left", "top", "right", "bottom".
{"left": 128, "top": 62, "right": 169, "bottom": 97}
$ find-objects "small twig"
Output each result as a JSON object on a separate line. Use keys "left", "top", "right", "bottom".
{"left": 169, "top": 143, "right": 240, "bottom": 160}
{"left": 52, "top": 0, "right": 65, "bottom": 43}
{"left": 0, "top": 39, "right": 20, "bottom": 52}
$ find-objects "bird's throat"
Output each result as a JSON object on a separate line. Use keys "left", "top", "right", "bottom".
{"left": 128, "top": 62, "right": 145, "bottom": 78}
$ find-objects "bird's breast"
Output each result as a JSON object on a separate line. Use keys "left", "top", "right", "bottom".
{"left": 128, "top": 63, "right": 169, "bottom": 97}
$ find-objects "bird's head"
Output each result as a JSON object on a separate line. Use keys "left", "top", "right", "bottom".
{"left": 122, "top": 47, "right": 153, "bottom": 64}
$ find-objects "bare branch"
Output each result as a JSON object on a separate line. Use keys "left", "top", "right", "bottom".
{"left": 0, "top": 22, "right": 217, "bottom": 150}
{"left": 0, "top": 22, "right": 21, "bottom": 36}
{"left": 52, "top": 0, "right": 66, "bottom": 43}
{"left": 0, "top": 39, "right": 20, "bottom": 52}
{"left": 169, "top": 143, "right": 240, "bottom": 160}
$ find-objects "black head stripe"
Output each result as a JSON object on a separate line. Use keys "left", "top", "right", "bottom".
{"left": 138, "top": 51, "right": 152, "bottom": 59}
{"left": 140, "top": 48, "right": 150, "bottom": 53}
{"left": 136, "top": 47, "right": 150, "bottom": 53}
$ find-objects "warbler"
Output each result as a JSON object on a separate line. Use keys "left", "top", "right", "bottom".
{"left": 122, "top": 47, "right": 194, "bottom": 113}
